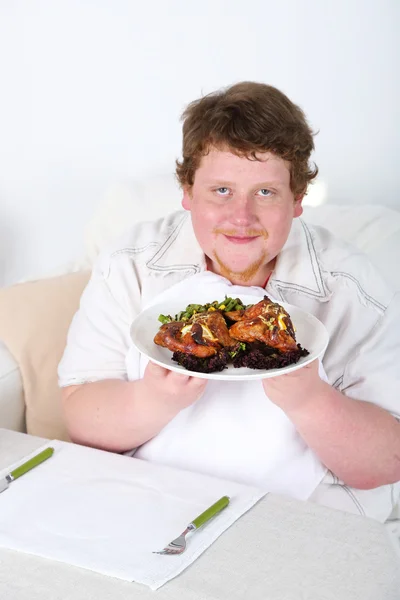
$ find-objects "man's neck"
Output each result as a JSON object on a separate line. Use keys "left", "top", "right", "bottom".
{"left": 205, "top": 256, "right": 275, "bottom": 288}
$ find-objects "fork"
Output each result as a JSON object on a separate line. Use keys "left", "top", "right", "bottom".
{"left": 153, "top": 495, "right": 230, "bottom": 555}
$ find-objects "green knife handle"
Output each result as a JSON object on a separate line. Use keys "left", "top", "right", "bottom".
{"left": 191, "top": 495, "right": 230, "bottom": 529}
{"left": 10, "top": 447, "right": 54, "bottom": 480}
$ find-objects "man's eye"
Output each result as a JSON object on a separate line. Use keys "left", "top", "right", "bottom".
{"left": 257, "top": 189, "right": 273, "bottom": 197}
{"left": 216, "top": 187, "right": 230, "bottom": 196}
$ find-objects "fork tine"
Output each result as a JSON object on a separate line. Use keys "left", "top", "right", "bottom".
{"left": 153, "top": 547, "right": 183, "bottom": 555}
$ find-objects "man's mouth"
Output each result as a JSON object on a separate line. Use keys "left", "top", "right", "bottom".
{"left": 223, "top": 235, "right": 260, "bottom": 244}
{"left": 214, "top": 228, "right": 267, "bottom": 244}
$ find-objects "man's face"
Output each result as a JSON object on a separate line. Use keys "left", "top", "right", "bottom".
{"left": 182, "top": 148, "right": 303, "bottom": 285}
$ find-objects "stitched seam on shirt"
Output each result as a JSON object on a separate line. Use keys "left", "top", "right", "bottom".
{"left": 142, "top": 214, "right": 200, "bottom": 272}
{"left": 110, "top": 243, "right": 159, "bottom": 257}
{"left": 299, "top": 219, "right": 320, "bottom": 293}
{"left": 277, "top": 288, "right": 285, "bottom": 302}
{"left": 147, "top": 214, "right": 187, "bottom": 266}
{"left": 340, "top": 485, "right": 366, "bottom": 516}
{"left": 271, "top": 283, "right": 326, "bottom": 298}
{"left": 332, "top": 375, "right": 344, "bottom": 390}
{"left": 301, "top": 220, "right": 326, "bottom": 296}
{"left": 331, "top": 272, "right": 387, "bottom": 312}
{"left": 272, "top": 219, "right": 326, "bottom": 297}
{"left": 247, "top": 220, "right": 328, "bottom": 298}
{"left": 325, "top": 469, "right": 337, "bottom": 484}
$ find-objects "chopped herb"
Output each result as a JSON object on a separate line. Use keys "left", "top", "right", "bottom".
{"left": 158, "top": 298, "right": 250, "bottom": 324}
{"left": 229, "top": 342, "right": 247, "bottom": 358}
{"left": 158, "top": 314, "right": 173, "bottom": 324}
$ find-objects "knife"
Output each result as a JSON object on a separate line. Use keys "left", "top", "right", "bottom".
{"left": 0, "top": 447, "right": 54, "bottom": 494}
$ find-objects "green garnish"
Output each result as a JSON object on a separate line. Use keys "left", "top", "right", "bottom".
{"left": 229, "top": 342, "right": 247, "bottom": 358}
{"left": 158, "top": 297, "right": 250, "bottom": 324}
{"left": 158, "top": 314, "right": 173, "bottom": 324}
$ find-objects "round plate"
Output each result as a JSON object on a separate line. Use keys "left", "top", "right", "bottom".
{"left": 130, "top": 294, "right": 329, "bottom": 381}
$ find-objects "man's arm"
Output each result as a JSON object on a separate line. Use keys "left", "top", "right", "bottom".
{"left": 62, "top": 362, "right": 207, "bottom": 453}
{"left": 262, "top": 360, "right": 400, "bottom": 489}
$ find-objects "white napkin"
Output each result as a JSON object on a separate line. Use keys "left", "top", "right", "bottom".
{"left": 0, "top": 440, "right": 265, "bottom": 590}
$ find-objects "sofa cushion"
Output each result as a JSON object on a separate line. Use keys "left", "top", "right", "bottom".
{"left": 0, "top": 271, "right": 90, "bottom": 440}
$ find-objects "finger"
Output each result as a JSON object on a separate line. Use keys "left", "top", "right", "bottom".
{"left": 167, "top": 371, "right": 207, "bottom": 388}
{"left": 187, "top": 375, "right": 208, "bottom": 388}
{"left": 163, "top": 369, "right": 192, "bottom": 384}
{"left": 145, "top": 361, "right": 170, "bottom": 379}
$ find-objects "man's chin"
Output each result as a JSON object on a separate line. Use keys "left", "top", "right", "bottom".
{"left": 213, "top": 251, "right": 268, "bottom": 283}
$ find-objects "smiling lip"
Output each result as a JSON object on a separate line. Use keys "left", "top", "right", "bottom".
{"left": 224, "top": 235, "right": 260, "bottom": 244}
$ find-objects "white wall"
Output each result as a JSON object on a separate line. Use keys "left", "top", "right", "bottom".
{"left": 0, "top": 0, "right": 399, "bottom": 286}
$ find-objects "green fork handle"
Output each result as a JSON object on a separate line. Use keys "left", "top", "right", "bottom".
{"left": 191, "top": 495, "right": 230, "bottom": 529}
{"left": 10, "top": 447, "right": 54, "bottom": 480}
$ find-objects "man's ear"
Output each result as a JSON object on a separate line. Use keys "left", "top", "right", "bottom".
{"left": 293, "top": 194, "right": 304, "bottom": 218}
{"left": 181, "top": 187, "right": 192, "bottom": 210}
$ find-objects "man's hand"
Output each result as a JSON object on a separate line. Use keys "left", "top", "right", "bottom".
{"left": 262, "top": 359, "right": 326, "bottom": 414}
{"left": 262, "top": 359, "right": 400, "bottom": 488}
{"left": 141, "top": 361, "right": 208, "bottom": 414}
{"left": 62, "top": 363, "right": 208, "bottom": 453}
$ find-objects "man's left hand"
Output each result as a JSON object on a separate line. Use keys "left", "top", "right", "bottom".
{"left": 262, "top": 359, "right": 327, "bottom": 414}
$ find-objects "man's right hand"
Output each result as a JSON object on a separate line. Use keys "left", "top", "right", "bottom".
{"left": 140, "top": 361, "right": 208, "bottom": 414}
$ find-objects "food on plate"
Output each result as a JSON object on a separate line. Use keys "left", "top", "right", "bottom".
{"left": 228, "top": 298, "right": 298, "bottom": 352}
{"left": 154, "top": 295, "right": 309, "bottom": 373}
{"left": 154, "top": 311, "right": 235, "bottom": 357}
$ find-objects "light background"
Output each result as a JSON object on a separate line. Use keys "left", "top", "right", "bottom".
{"left": 0, "top": 0, "right": 399, "bottom": 285}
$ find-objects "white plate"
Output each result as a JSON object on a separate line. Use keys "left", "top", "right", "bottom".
{"left": 130, "top": 294, "right": 329, "bottom": 381}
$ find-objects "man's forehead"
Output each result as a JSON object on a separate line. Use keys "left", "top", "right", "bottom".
{"left": 195, "top": 148, "right": 290, "bottom": 182}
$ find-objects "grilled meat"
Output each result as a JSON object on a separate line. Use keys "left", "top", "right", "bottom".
{"left": 190, "top": 311, "right": 235, "bottom": 347}
{"left": 154, "top": 311, "right": 235, "bottom": 357}
{"left": 224, "top": 309, "right": 245, "bottom": 322}
{"left": 229, "top": 295, "right": 298, "bottom": 352}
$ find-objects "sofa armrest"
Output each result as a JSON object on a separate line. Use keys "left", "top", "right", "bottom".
{"left": 0, "top": 340, "right": 25, "bottom": 432}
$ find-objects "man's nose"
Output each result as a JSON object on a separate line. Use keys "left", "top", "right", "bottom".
{"left": 228, "top": 194, "right": 257, "bottom": 225}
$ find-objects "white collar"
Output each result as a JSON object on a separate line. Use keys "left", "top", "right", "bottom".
{"left": 148, "top": 211, "right": 330, "bottom": 301}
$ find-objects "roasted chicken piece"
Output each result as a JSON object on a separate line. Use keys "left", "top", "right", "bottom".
{"left": 224, "top": 309, "right": 245, "bottom": 322}
{"left": 229, "top": 296, "right": 298, "bottom": 352}
{"left": 154, "top": 310, "right": 235, "bottom": 357}
{"left": 190, "top": 311, "right": 235, "bottom": 347}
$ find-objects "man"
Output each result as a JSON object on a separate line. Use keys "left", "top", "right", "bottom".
{"left": 59, "top": 82, "right": 400, "bottom": 521}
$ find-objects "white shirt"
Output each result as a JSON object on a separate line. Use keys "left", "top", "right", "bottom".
{"left": 59, "top": 211, "right": 400, "bottom": 499}
{"left": 59, "top": 210, "right": 400, "bottom": 421}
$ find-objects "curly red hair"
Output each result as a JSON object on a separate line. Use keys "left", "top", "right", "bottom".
{"left": 176, "top": 81, "right": 318, "bottom": 196}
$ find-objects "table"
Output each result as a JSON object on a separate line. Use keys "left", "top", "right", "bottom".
{"left": 0, "top": 429, "right": 399, "bottom": 600}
